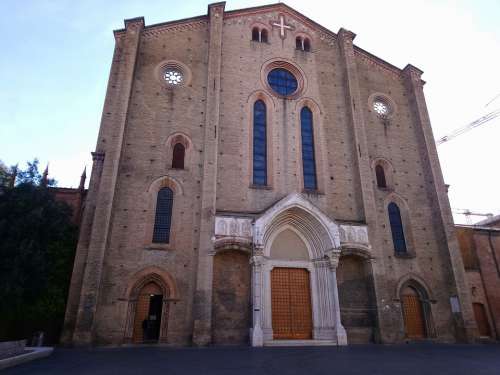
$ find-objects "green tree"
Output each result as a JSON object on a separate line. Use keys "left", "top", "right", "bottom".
{"left": 0, "top": 163, "right": 76, "bottom": 343}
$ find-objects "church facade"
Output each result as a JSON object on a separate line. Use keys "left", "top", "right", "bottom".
{"left": 62, "top": 2, "right": 479, "bottom": 346}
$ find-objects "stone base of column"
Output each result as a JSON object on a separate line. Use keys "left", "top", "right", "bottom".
{"left": 251, "top": 325, "right": 263, "bottom": 347}
{"left": 335, "top": 325, "right": 348, "bottom": 346}
{"left": 192, "top": 320, "right": 212, "bottom": 346}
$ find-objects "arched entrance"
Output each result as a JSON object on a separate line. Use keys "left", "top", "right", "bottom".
{"left": 212, "top": 250, "right": 251, "bottom": 344}
{"left": 401, "top": 285, "right": 427, "bottom": 339}
{"left": 132, "top": 282, "right": 163, "bottom": 343}
{"left": 337, "top": 254, "right": 376, "bottom": 343}
{"left": 124, "top": 268, "right": 177, "bottom": 344}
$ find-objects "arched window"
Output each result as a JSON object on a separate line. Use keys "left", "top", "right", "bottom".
{"left": 261, "top": 29, "right": 268, "bottom": 43}
{"left": 172, "top": 143, "right": 185, "bottom": 169}
{"left": 253, "top": 100, "right": 267, "bottom": 186}
{"left": 296, "top": 36, "right": 303, "bottom": 49}
{"left": 375, "top": 164, "right": 386, "bottom": 188}
{"left": 252, "top": 27, "right": 259, "bottom": 41}
{"left": 300, "top": 107, "right": 317, "bottom": 190}
{"left": 152, "top": 187, "right": 174, "bottom": 243}
{"left": 303, "top": 38, "right": 311, "bottom": 52}
{"left": 388, "top": 202, "right": 407, "bottom": 254}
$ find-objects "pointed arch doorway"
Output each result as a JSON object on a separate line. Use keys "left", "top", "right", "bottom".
{"left": 132, "top": 282, "right": 164, "bottom": 343}
{"left": 401, "top": 286, "right": 426, "bottom": 339}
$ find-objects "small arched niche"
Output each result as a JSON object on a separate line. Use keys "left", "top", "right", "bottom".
{"left": 270, "top": 228, "right": 309, "bottom": 261}
{"left": 372, "top": 157, "right": 394, "bottom": 190}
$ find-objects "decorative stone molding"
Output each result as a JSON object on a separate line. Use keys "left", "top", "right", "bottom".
{"left": 325, "top": 248, "right": 341, "bottom": 269}
{"left": 339, "top": 224, "right": 370, "bottom": 251}
{"left": 215, "top": 216, "right": 253, "bottom": 239}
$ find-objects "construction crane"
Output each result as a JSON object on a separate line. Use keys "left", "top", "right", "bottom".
{"left": 436, "top": 108, "right": 500, "bottom": 145}
{"left": 452, "top": 209, "right": 493, "bottom": 225}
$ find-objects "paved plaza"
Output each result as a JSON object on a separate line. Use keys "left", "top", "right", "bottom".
{"left": 3, "top": 344, "right": 500, "bottom": 375}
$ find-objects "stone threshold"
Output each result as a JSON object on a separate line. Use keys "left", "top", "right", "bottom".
{"left": 264, "top": 340, "right": 337, "bottom": 347}
{"left": 0, "top": 347, "right": 53, "bottom": 370}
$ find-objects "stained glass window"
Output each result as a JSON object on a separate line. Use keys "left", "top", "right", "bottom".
{"left": 300, "top": 107, "right": 317, "bottom": 190}
{"left": 267, "top": 68, "right": 298, "bottom": 96}
{"left": 388, "top": 202, "right": 407, "bottom": 254}
{"left": 152, "top": 187, "right": 173, "bottom": 244}
{"left": 253, "top": 100, "right": 267, "bottom": 186}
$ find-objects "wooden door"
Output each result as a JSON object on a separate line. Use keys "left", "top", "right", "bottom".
{"left": 132, "top": 282, "right": 162, "bottom": 343}
{"left": 473, "top": 303, "right": 491, "bottom": 337}
{"left": 402, "top": 287, "right": 426, "bottom": 339}
{"left": 271, "top": 267, "right": 312, "bottom": 340}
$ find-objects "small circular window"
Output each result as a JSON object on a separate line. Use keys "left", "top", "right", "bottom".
{"left": 373, "top": 99, "right": 390, "bottom": 116}
{"left": 164, "top": 69, "right": 183, "bottom": 86}
{"left": 267, "top": 68, "right": 298, "bottom": 96}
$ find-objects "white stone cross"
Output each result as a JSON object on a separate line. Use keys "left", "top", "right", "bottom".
{"left": 271, "top": 14, "right": 293, "bottom": 39}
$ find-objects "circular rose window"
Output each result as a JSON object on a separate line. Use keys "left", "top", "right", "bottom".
{"left": 267, "top": 68, "right": 298, "bottom": 96}
{"left": 164, "top": 69, "right": 183, "bottom": 86}
{"left": 373, "top": 99, "right": 390, "bottom": 116}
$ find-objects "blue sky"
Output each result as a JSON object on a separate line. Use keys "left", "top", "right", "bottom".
{"left": 1, "top": 0, "right": 499, "bottom": 223}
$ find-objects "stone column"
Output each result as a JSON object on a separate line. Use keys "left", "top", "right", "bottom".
{"left": 192, "top": 2, "right": 225, "bottom": 346}
{"left": 70, "top": 17, "right": 144, "bottom": 346}
{"left": 326, "top": 249, "right": 347, "bottom": 345}
{"left": 337, "top": 27, "right": 389, "bottom": 342}
{"left": 403, "top": 64, "right": 478, "bottom": 342}
{"left": 250, "top": 250, "right": 264, "bottom": 347}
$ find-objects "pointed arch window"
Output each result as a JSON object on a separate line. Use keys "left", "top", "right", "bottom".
{"left": 252, "top": 27, "right": 260, "bottom": 41}
{"left": 375, "top": 164, "right": 387, "bottom": 188}
{"left": 261, "top": 29, "right": 268, "bottom": 43}
{"left": 253, "top": 100, "right": 267, "bottom": 186}
{"left": 300, "top": 107, "right": 317, "bottom": 190}
{"left": 152, "top": 187, "right": 174, "bottom": 243}
{"left": 388, "top": 202, "right": 407, "bottom": 254}
{"left": 172, "top": 143, "right": 185, "bottom": 169}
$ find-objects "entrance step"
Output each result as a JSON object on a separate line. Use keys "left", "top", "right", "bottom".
{"left": 264, "top": 340, "right": 337, "bottom": 347}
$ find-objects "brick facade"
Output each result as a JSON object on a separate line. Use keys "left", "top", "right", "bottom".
{"left": 62, "top": 2, "right": 478, "bottom": 346}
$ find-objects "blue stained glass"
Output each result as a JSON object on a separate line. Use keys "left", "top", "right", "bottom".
{"left": 152, "top": 187, "right": 173, "bottom": 243}
{"left": 253, "top": 100, "right": 267, "bottom": 186}
{"left": 267, "top": 68, "right": 298, "bottom": 96}
{"left": 388, "top": 202, "right": 407, "bottom": 254}
{"left": 301, "top": 107, "right": 317, "bottom": 190}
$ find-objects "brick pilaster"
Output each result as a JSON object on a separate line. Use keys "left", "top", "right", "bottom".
{"left": 337, "top": 28, "right": 392, "bottom": 343}
{"left": 192, "top": 2, "right": 225, "bottom": 346}
{"left": 70, "top": 17, "right": 144, "bottom": 345}
{"left": 403, "top": 64, "right": 478, "bottom": 342}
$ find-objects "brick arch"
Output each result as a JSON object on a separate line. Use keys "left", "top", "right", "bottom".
{"left": 396, "top": 275, "right": 436, "bottom": 339}
{"left": 213, "top": 238, "right": 252, "bottom": 255}
{"left": 123, "top": 267, "right": 179, "bottom": 344}
{"left": 371, "top": 157, "right": 394, "bottom": 189}
{"left": 164, "top": 132, "right": 193, "bottom": 171}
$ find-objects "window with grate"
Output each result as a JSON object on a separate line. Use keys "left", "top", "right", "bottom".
{"left": 375, "top": 165, "right": 387, "bottom": 188}
{"left": 388, "top": 202, "right": 407, "bottom": 254}
{"left": 261, "top": 29, "right": 268, "bottom": 43}
{"left": 303, "top": 38, "right": 311, "bottom": 52}
{"left": 300, "top": 107, "right": 317, "bottom": 190}
{"left": 253, "top": 100, "right": 267, "bottom": 186}
{"left": 172, "top": 143, "right": 185, "bottom": 169}
{"left": 152, "top": 187, "right": 174, "bottom": 244}
{"left": 252, "top": 27, "right": 259, "bottom": 41}
{"left": 267, "top": 68, "right": 298, "bottom": 96}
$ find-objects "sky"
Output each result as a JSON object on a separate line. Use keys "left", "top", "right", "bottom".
{"left": 1, "top": 0, "right": 499, "bottom": 224}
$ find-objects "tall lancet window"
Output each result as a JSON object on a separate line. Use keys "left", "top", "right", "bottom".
{"left": 300, "top": 107, "right": 317, "bottom": 190}
{"left": 388, "top": 202, "right": 407, "bottom": 254}
{"left": 253, "top": 100, "right": 267, "bottom": 186}
{"left": 152, "top": 187, "right": 174, "bottom": 243}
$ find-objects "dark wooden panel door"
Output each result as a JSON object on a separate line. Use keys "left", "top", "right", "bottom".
{"left": 271, "top": 267, "right": 312, "bottom": 340}
{"left": 402, "top": 294, "right": 426, "bottom": 339}
{"left": 473, "top": 303, "right": 491, "bottom": 337}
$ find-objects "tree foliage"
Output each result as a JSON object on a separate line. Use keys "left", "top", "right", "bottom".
{"left": 0, "top": 162, "right": 76, "bottom": 343}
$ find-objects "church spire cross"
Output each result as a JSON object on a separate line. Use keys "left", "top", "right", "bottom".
{"left": 271, "top": 14, "right": 294, "bottom": 39}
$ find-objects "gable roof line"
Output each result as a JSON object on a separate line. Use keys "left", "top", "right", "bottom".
{"left": 114, "top": 2, "right": 417, "bottom": 77}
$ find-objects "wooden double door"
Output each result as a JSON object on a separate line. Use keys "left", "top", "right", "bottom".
{"left": 401, "top": 287, "right": 426, "bottom": 339}
{"left": 271, "top": 267, "right": 313, "bottom": 340}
